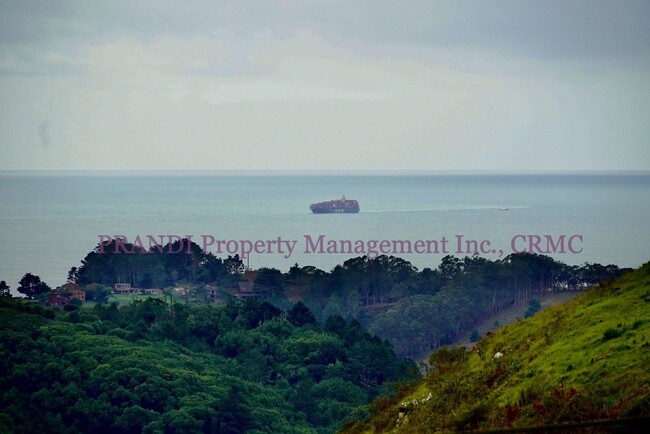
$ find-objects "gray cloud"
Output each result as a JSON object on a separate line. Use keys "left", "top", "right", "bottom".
{"left": 2, "top": 1, "right": 649, "bottom": 75}
{"left": 1, "top": 0, "right": 648, "bottom": 171}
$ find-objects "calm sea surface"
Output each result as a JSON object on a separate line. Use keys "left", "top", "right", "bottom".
{"left": 1, "top": 173, "right": 648, "bottom": 292}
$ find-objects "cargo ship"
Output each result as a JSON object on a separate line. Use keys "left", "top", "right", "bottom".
{"left": 310, "top": 196, "right": 360, "bottom": 214}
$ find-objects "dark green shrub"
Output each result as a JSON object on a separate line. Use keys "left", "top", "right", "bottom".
{"left": 602, "top": 328, "right": 622, "bottom": 341}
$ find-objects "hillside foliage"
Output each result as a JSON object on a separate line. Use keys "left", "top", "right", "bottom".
{"left": 75, "top": 239, "right": 629, "bottom": 358}
{"left": 0, "top": 297, "right": 414, "bottom": 434}
{"left": 340, "top": 262, "right": 650, "bottom": 433}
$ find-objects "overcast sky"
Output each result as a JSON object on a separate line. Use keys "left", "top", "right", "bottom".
{"left": 1, "top": 0, "right": 649, "bottom": 171}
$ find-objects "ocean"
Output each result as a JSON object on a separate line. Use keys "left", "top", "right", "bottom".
{"left": 1, "top": 172, "right": 648, "bottom": 293}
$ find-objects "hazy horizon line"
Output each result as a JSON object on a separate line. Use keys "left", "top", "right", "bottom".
{"left": 1, "top": 169, "right": 649, "bottom": 177}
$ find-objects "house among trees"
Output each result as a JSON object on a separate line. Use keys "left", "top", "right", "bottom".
{"left": 231, "top": 270, "right": 267, "bottom": 300}
{"left": 55, "top": 282, "right": 86, "bottom": 301}
{"left": 45, "top": 282, "right": 86, "bottom": 307}
{"left": 46, "top": 293, "right": 69, "bottom": 307}
{"left": 113, "top": 283, "right": 136, "bottom": 294}
{"left": 113, "top": 283, "right": 161, "bottom": 295}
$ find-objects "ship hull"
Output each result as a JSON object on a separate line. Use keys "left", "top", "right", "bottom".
{"left": 310, "top": 207, "right": 359, "bottom": 214}
{"left": 310, "top": 196, "right": 360, "bottom": 214}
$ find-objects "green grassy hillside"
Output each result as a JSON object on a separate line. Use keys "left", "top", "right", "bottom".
{"left": 341, "top": 262, "right": 650, "bottom": 433}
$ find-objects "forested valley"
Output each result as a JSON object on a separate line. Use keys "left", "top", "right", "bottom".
{"left": 0, "top": 239, "right": 631, "bottom": 433}
{"left": 73, "top": 239, "right": 629, "bottom": 358}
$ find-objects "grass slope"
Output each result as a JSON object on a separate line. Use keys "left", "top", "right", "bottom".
{"left": 341, "top": 262, "right": 650, "bottom": 433}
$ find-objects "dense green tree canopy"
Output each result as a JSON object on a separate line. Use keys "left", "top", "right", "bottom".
{"left": 0, "top": 295, "right": 414, "bottom": 434}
